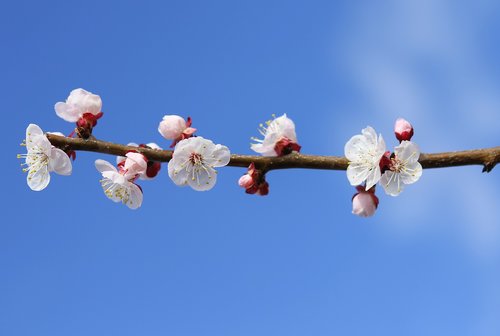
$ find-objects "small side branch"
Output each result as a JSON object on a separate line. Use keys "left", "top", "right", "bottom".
{"left": 46, "top": 134, "right": 500, "bottom": 172}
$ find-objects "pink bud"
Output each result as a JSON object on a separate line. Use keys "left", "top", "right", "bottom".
{"left": 238, "top": 174, "right": 254, "bottom": 189}
{"left": 352, "top": 187, "right": 379, "bottom": 217}
{"left": 394, "top": 118, "right": 414, "bottom": 142}
{"left": 158, "top": 115, "right": 187, "bottom": 140}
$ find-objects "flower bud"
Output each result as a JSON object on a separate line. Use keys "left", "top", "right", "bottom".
{"left": 394, "top": 118, "right": 414, "bottom": 142}
{"left": 158, "top": 115, "right": 197, "bottom": 147}
{"left": 158, "top": 115, "right": 187, "bottom": 139}
{"left": 238, "top": 174, "right": 254, "bottom": 189}
{"left": 352, "top": 186, "right": 379, "bottom": 217}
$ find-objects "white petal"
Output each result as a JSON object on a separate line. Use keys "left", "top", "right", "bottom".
{"left": 396, "top": 141, "right": 420, "bottom": 164}
{"left": 27, "top": 165, "right": 50, "bottom": 191}
{"left": 365, "top": 166, "right": 381, "bottom": 190}
{"left": 95, "top": 159, "right": 117, "bottom": 173}
{"left": 168, "top": 161, "right": 189, "bottom": 186}
{"left": 400, "top": 161, "right": 423, "bottom": 185}
{"left": 344, "top": 134, "right": 369, "bottom": 161}
{"left": 187, "top": 166, "right": 217, "bottom": 191}
{"left": 346, "top": 163, "right": 371, "bottom": 186}
{"left": 126, "top": 183, "right": 143, "bottom": 209}
{"left": 380, "top": 171, "right": 405, "bottom": 196}
{"left": 205, "top": 144, "right": 230, "bottom": 167}
{"left": 250, "top": 143, "right": 277, "bottom": 157}
{"left": 54, "top": 102, "right": 80, "bottom": 122}
{"left": 49, "top": 148, "right": 72, "bottom": 175}
{"left": 26, "top": 124, "right": 51, "bottom": 154}
{"left": 67, "top": 88, "right": 102, "bottom": 115}
{"left": 272, "top": 114, "right": 297, "bottom": 142}
{"left": 361, "top": 126, "right": 378, "bottom": 146}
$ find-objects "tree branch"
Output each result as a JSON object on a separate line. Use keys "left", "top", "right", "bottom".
{"left": 46, "top": 134, "right": 500, "bottom": 173}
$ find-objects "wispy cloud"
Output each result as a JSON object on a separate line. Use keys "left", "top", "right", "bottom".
{"left": 336, "top": 0, "right": 500, "bottom": 260}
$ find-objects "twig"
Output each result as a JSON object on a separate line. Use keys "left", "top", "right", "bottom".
{"left": 46, "top": 134, "right": 500, "bottom": 173}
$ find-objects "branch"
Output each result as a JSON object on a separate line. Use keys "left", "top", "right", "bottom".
{"left": 46, "top": 134, "right": 500, "bottom": 173}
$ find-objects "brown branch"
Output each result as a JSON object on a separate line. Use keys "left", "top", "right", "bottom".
{"left": 46, "top": 134, "right": 500, "bottom": 173}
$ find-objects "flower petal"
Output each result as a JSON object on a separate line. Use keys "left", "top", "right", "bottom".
{"left": 26, "top": 124, "right": 51, "bottom": 154}
{"left": 187, "top": 166, "right": 217, "bottom": 191}
{"left": 168, "top": 161, "right": 189, "bottom": 186}
{"left": 67, "top": 88, "right": 102, "bottom": 115}
{"left": 396, "top": 141, "right": 420, "bottom": 164}
{"left": 400, "top": 161, "right": 422, "bottom": 185}
{"left": 365, "top": 166, "right": 381, "bottom": 190}
{"left": 27, "top": 165, "right": 50, "bottom": 191}
{"left": 380, "top": 171, "right": 405, "bottom": 196}
{"left": 126, "top": 183, "right": 143, "bottom": 209}
{"left": 205, "top": 144, "right": 230, "bottom": 167}
{"left": 346, "top": 163, "right": 371, "bottom": 186}
{"left": 54, "top": 102, "right": 80, "bottom": 122}
{"left": 49, "top": 148, "right": 72, "bottom": 175}
{"left": 95, "top": 159, "right": 117, "bottom": 173}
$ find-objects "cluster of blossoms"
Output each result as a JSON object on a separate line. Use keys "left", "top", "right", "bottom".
{"left": 19, "top": 88, "right": 423, "bottom": 216}
{"left": 345, "top": 118, "right": 422, "bottom": 217}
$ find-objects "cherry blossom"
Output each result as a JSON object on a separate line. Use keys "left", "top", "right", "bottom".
{"left": 168, "top": 137, "right": 230, "bottom": 191}
{"left": 394, "top": 118, "right": 414, "bottom": 142}
{"left": 344, "top": 126, "right": 386, "bottom": 190}
{"left": 95, "top": 159, "right": 143, "bottom": 209}
{"left": 352, "top": 186, "right": 379, "bottom": 217}
{"left": 117, "top": 143, "right": 162, "bottom": 180}
{"left": 251, "top": 114, "right": 301, "bottom": 157}
{"left": 18, "top": 124, "right": 72, "bottom": 191}
{"left": 55, "top": 88, "right": 103, "bottom": 138}
{"left": 379, "top": 141, "right": 422, "bottom": 196}
{"left": 238, "top": 162, "right": 269, "bottom": 195}
{"left": 158, "top": 115, "right": 196, "bottom": 148}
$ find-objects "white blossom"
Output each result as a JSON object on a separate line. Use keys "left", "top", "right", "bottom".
{"left": 54, "top": 88, "right": 102, "bottom": 122}
{"left": 251, "top": 114, "right": 300, "bottom": 156}
{"left": 345, "top": 126, "right": 386, "bottom": 190}
{"left": 95, "top": 159, "right": 143, "bottom": 209}
{"left": 379, "top": 141, "right": 422, "bottom": 196}
{"left": 18, "top": 124, "right": 72, "bottom": 191}
{"left": 168, "top": 137, "right": 230, "bottom": 191}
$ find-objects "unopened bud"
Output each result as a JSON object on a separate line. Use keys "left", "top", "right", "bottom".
{"left": 394, "top": 118, "right": 414, "bottom": 142}
{"left": 352, "top": 186, "right": 379, "bottom": 217}
{"left": 238, "top": 174, "right": 254, "bottom": 189}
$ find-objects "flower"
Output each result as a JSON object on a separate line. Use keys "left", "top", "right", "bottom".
{"left": 344, "top": 126, "right": 386, "bottom": 190}
{"left": 394, "top": 118, "right": 414, "bottom": 142}
{"left": 168, "top": 137, "right": 230, "bottom": 191}
{"left": 18, "top": 124, "right": 72, "bottom": 191}
{"left": 95, "top": 159, "right": 143, "bottom": 209}
{"left": 238, "top": 162, "right": 269, "bottom": 195}
{"left": 54, "top": 88, "right": 103, "bottom": 122}
{"left": 352, "top": 186, "right": 379, "bottom": 217}
{"left": 116, "top": 143, "right": 162, "bottom": 180}
{"left": 251, "top": 114, "right": 301, "bottom": 156}
{"left": 55, "top": 88, "right": 103, "bottom": 138}
{"left": 379, "top": 141, "right": 422, "bottom": 196}
{"left": 158, "top": 115, "right": 196, "bottom": 148}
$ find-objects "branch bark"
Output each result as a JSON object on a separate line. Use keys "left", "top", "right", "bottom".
{"left": 46, "top": 134, "right": 500, "bottom": 173}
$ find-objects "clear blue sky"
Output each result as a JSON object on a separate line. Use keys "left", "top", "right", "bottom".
{"left": 2, "top": 0, "right": 500, "bottom": 335}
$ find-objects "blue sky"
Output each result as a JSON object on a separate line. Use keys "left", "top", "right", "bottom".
{"left": 2, "top": 0, "right": 500, "bottom": 335}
